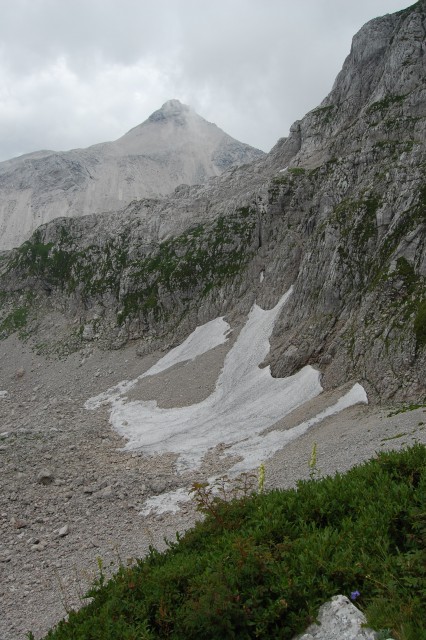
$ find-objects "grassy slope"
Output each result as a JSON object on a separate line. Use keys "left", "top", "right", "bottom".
{"left": 37, "top": 445, "right": 426, "bottom": 640}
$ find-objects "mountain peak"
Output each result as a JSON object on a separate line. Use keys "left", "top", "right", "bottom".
{"left": 148, "top": 99, "right": 192, "bottom": 124}
{"left": 0, "top": 98, "right": 265, "bottom": 250}
{"left": 161, "top": 99, "right": 189, "bottom": 112}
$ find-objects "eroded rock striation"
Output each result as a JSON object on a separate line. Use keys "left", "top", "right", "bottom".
{"left": 0, "top": 1, "right": 425, "bottom": 402}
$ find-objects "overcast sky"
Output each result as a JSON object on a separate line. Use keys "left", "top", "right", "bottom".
{"left": 0, "top": 0, "right": 413, "bottom": 162}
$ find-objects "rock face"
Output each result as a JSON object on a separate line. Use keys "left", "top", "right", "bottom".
{"left": 0, "top": 99, "right": 265, "bottom": 251}
{"left": 0, "top": 1, "right": 425, "bottom": 402}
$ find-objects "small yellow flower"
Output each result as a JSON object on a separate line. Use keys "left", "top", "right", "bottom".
{"left": 258, "top": 462, "right": 265, "bottom": 493}
{"left": 309, "top": 442, "right": 318, "bottom": 479}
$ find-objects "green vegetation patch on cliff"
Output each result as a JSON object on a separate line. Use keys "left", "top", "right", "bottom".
{"left": 118, "top": 207, "right": 257, "bottom": 323}
{"left": 334, "top": 194, "right": 380, "bottom": 241}
{"left": 364, "top": 181, "right": 426, "bottom": 349}
{"left": 375, "top": 186, "right": 425, "bottom": 271}
{"left": 332, "top": 194, "right": 381, "bottom": 288}
{"left": 9, "top": 228, "right": 78, "bottom": 291}
{"left": 268, "top": 169, "right": 310, "bottom": 205}
{"left": 268, "top": 175, "right": 291, "bottom": 204}
{"left": 0, "top": 290, "right": 35, "bottom": 339}
{"left": 39, "top": 445, "right": 426, "bottom": 640}
{"left": 366, "top": 94, "right": 406, "bottom": 115}
{"left": 8, "top": 226, "right": 131, "bottom": 297}
{"left": 311, "top": 103, "right": 337, "bottom": 125}
{"left": 386, "top": 258, "right": 426, "bottom": 332}
{"left": 5, "top": 207, "right": 258, "bottom": 329}
{"left": 73, "top": 239, "right": 129, "bottom": 297}
{"left": 0, "top": 305, "right": 29, "bottom": 335}
{"left": 414, "top": 299, "right": 426, "bottom": 348}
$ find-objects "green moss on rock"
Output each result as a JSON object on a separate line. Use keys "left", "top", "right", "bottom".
{"left": 0, "top": 306, "right": 29, "bottom": 335}
{"left": 366, "top": 94, "right": 406, "bottom": 114}
{"left": 118, "top": 208, "right": 257, "bottom": 323}
{"left": 6, "top": 208, "right": 258, "bottom": 330}
{"left": 414, "top": 299, "right": 426, "bottom": 349}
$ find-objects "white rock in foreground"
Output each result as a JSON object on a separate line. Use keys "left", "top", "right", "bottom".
{"left": 294, "top": 595, "right": 383, "bottom": 640}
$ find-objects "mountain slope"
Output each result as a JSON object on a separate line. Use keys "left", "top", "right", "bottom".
{"left": 0, "top": 99, "right": 265, "bottom": 251}
{"left": 1, "top": 7, "right": 426, "bottom": 637}
{"left": 0, "top": 1, "right": 425, "bottom": 402}
{"left": 264, "top": 0, "right": 426, "bottom": 399}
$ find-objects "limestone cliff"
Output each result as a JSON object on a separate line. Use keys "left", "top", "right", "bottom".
{"left": 0, "top": 1, "right": 425, "bottom": 402}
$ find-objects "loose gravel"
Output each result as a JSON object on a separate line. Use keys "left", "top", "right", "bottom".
{"left": 1, "top": 333, "right": 425, "bottom": 640}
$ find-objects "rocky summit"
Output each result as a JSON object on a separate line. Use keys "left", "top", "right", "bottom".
{"left": 0, "top": 3, "right": 426, "bottom": 639}
{"left": 0, "top": 99, "right": 265, "bottom": 251}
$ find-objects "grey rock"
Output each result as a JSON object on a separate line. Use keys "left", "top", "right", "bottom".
{"left": 82, "top": 324, "right": 96, "bottom": 341}
{"left": 96, "top": 485, "right": 114, "bottom": 500}
{"left": 293, "top": 595, "right": 379, "bottom": 640}
{"left": 58, "top": 525, "right": 69, "bottom": 537}
{"left": 0, "top": 550, "right": 12, "bottom": 563}
{"left": 27, "top": 537, "right": 40, "bottom": 545}
{"left": 148, "top": 478, "right": 168, "bottom": 495}
{"left": 36, "top": 469, "right": 54, "bottom": 485}
{"left": 10, "top": 518, "right": 27, "bottom": 529}
{"left": 82, "top": 484, "right": 98, "bottom": 494}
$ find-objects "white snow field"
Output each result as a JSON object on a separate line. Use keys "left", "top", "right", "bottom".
{"left": 87, "top": 287, "right": 368, "bottom": 502}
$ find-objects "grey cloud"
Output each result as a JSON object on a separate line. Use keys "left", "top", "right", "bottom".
{"left": 0, "top": 0, "right": 413, "bottom": 161}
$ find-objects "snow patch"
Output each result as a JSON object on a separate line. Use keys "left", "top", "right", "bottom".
{"left": 142, "top": 384, "right": 368, "bottom": 514}
{"left": 144, "top": 317, "right": 231, "bottom": 378}
{"left": 227, "top": 383, "right": 368, "bottom": 474}
{"left": 140, "top": 488, "right": 192, "bottom": 516}
{"left": 87, "top": 288, "right": 368, "bottom": 515}
{"left": 88, "top": 288, "right": 322, "bottom": 471}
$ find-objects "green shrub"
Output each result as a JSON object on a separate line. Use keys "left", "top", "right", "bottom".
{"left": 40, "top": 445, "right": 426, "bottom": 640}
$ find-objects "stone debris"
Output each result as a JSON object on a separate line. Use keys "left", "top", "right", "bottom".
{"left": 0, "top": 551, "right": 12, "bottom": 563}
{"left": 0, "top": 330, "right": 425, "bottom": 640}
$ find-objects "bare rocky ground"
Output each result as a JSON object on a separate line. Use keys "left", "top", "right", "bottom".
{"left": 1, "top": 331, "right": 425, "bottom": 640}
